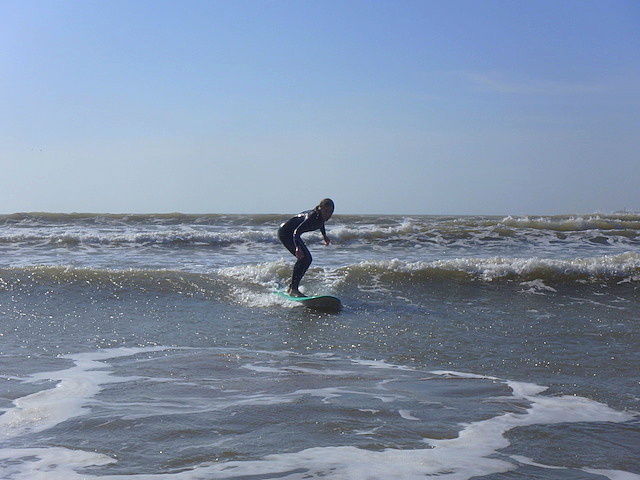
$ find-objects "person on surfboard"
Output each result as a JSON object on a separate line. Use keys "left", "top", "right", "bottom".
{"left": 278, "top": 198, "right": 334, "bottom": 297}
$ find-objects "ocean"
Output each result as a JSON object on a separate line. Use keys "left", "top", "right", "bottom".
{"left": 0, "top": 212, "right": 638, "bottom": 480}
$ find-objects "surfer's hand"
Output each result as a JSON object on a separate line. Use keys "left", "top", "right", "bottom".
{"left": 323, "top": 236, "right": 331, "bottom": 246}
{"left": 295, "top": 247, "right": 305, "bottom": 260}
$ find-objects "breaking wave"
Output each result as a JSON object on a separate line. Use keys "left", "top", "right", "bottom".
{"left": 1, "top": 212, "right": 638, "bottom": 249}
{"left": 2, "top": 251, "right": 637, "bottom": 298}
{"left": 340, "top": 252, "right": 640, "bottom": 284}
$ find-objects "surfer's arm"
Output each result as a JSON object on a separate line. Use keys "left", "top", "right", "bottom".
{"left": 320, "top": 225, "right": 330, "bottom": 245}
{"left": 293, "top": 211, "right": 325, "bottom": 253}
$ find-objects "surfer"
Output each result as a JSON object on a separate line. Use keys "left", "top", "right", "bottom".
{"left": 278, "top": 198, "right": 334, "bottom": 297}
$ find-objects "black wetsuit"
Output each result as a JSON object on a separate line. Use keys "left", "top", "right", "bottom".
{"left": 278, "top": 209, "right": 327, "bottom": 291}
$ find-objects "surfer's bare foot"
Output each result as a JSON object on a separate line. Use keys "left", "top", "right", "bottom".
{"left": 287, "top": 287, "right": 304, "bottom": 297}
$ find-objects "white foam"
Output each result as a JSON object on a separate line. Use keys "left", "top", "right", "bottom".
{"left": 1, "top": 363, "right": 636, "bottom": 480}
{"left": 520, "top": 279, "right": 557, "bottom": 294}
{"left": 217, "top": 260, "right": 343, "bottom": 308}
{"left": 351, "top": 358, "right": 417, "bottom": 371}
{"left": 175, "top": 373, "right": 627, "bottom": 479}
{"left": 354, "top": 425, "right": 383, "bottom": 435}
{"left": 218, "top": 260, "right": 285, "bottom": 283}
{"left": 500, "top": 214, "right": 640, "bottom": 233}
{"left": 505, "top": 380, "right": 549, "bottom": 398}
{"left": 0, "top": 347, "right": 167, "bottom": 439}
{"left": 398, "top": 409, "right": 420, "bottom": 421}
{"left": 0, "top": 447, "right": 116, "bottom": 480}
{"left": 510, "top": 454, "right": 566, "bottom": 470}
{"left": 242, "top": 364, "right": 353, "bottom": 376}
{"left": 355, "top": 252, "right": 640, "bottom": 282}
{"left": 435, "top": 254, "right": 640, "bottom": 281}
{"left": 419, "top": 378, "right": 634, "bottom": 479}
{"left": 429, "top": 370, "right": 497, "bottom": 380}
{"left": 511, "top": 454, "right": 640, "bottom": 480}
{"left": 290, "top": 387, "right": 358, "bottom": 404}
{"left": 583, "top": 468, "right": 640, "bottom": 480}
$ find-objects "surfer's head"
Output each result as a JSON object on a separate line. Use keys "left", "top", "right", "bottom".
{"left": 317, "top": 198, "right": 334, "bottom": 221}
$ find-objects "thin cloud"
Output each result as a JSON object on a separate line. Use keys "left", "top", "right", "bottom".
{"left": 464, "top": 71, "right": 615, "bottom": 95}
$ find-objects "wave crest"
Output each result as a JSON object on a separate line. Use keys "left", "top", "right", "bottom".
{"left": 499, "top": 214, "right": 640, "bottom": 232}
{"left": 342, "top": 252, "right": 640, "bottom": 284}
{"left": 1, "top": 252, "right": 637, "bottom": 298}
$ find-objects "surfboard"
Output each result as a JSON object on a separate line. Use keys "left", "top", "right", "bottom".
{"left": 275, "top": 291, "right": 342, "bottom": 311}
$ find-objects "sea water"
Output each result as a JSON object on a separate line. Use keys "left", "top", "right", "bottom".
{"left": 0, "top": 212, "right": 638, "bottom": 479}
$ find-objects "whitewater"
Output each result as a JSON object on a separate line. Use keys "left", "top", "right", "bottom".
{"left": 0, "top": 212, "right": 638, "bottom": 479}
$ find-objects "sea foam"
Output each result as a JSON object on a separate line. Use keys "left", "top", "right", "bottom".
{"left": 0, "top": 347, "right": 167, "bottom": 439}
{"left": 1, "top": 353, "right": 634, "bottom": 480}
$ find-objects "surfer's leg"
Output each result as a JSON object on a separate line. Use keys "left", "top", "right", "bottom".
{"left": 290, "top": 243, "right": 312, "bottom": 294}
{"left": 279, "top": 225, "right": 309, "bottom": 295}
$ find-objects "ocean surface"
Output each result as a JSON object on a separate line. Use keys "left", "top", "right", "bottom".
{"left": 0, "top": 212, "right": 638, "bottom": 480}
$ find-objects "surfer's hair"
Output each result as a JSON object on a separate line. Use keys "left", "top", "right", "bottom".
{"left": 317, "top": 198, "right": 334, "bottom": 211}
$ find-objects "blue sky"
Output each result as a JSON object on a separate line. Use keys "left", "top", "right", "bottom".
{"left": 2, "top": 0, "right": 639, "bottom": 215}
